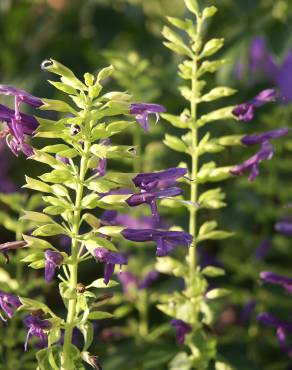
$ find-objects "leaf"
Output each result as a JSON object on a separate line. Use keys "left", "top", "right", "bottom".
{"left": 30, "top": 150, "right": 67, "bottom": 169}
{"left": 48, "top": 80, "right": 76, "bottom": 95}
{"left": 169, "top": 352, "right": 192, "bottom": 370}
{"left": 163, "top": 134, "right": 188, "bottom": 153}
{"left": 202, "top": 6, "right": 218, "bottom": 19}
{"left": 162, "top": 26, "right": 189, "bottom": 51}
{"left": 83, "top": 236, "right": 118, "bottom": 253}
{"left": 41, "top": 144, "right": 70, "bottom": 153}
{"left": 40, "top": 98, "right": 77, "bottom": 114}
{"left": 81, "top": 213, "right": 100, "bottom": 229}
{"left": 155, "top": 257, "right": 187, "bottom": 277}
{"left": 78, "top": 322, "right": 94, "bottom": 351}
{"left": 206, "top": 288, "right": 230, "bottom": 299}
{"left": 23, "top": 235, "right": 54, "bottom": 250}
{"left": 40, "top": 169, "right": 73, "bottom": 183}
{"left": 88, "top": 279, "right": 119, "bottom": 289}
{"left": 87, "top": 311, "right": 113, "bottom": 320}
{"left": 18, "top": 297, "right": 51, "bottom": 314}
{"left": 198, "top": 221, "right": 218, "bottom": 237}
{"left": 97, "top": 65, "right": 114, "bottom": 81}
{"left": 198, "top": 188, "right": 226, "bottom": 209}
{"left": 197, "top": 106, "right": 235, "bottom": 127}
{"left": 201, "top": 87, "right": 236, "bottom": 102}
{"left": 32, "top": 224, "right": 65, "bottom": 237}
{"left": 23, "top": 176, "right": 52, "bottom": 193}
{"left": 163, "top": 41, "right": 193, "bottom": 58}
{"left": 198, "top": 59, "right": 227, "bottom": 77}
{"left": 200, "top": 38, "right": 224, "bottom": 58}
{"left": 197, "top": 230, "right": 234, "bottom": 243}
{"left": 97, "top": 226, "right": 125, "bottom": 236}
{"left": 20, "top": 211, "right": 53, "bottom": 224}
{"left": 81, "top": 194, "right": 99, "bottom": 209}
{"left": 201, "top": 266, "right": 225, "bottom": 277}
{"left": 215, "top": 362, "right": 235, "bottom": 370}
{"left": 184, "top": 0, "right": 199, "bottom": 14}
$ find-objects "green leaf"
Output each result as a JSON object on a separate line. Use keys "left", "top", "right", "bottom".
{"left": 215, "top": 362, "right": 235, "bottom": 370}
{"left": 97, "top": 65, "right": 114, "bottom": 81}
{"left": 23, "top": 176, "right": 52, "bottom": 193}
{"left": 97, "top": 226, "right": 125, "bottom": 236}
{"left": 197, "top": 230, "right": 234, "bottom": 243}
{"left": 106, "top": 120, "right": 132, "bottom": 135}
{"left": 84, "top": 72, "right": 95, "bottom": 86}
{"left": 84, "top": 236, "right": 118, "bottom": 253}
{"left": 88, "top": 279, "right": 119, "bottom": 289}
{"left": 48, "top": 80, "right": 76, "bottom": 95}
{"left": 198, "top": 221, "right": 218, "bottom": 237}
{"left": 184, "top": 0, "right": 199, "bottom": 14}
{"left": 18, "top": 297, "right": 51, "bottom": 314}
{"left": 155, "top": 257, "right": 187, "bottom": 277}
{"left": 81, "top": 213, "right": 100, "bottom": 229}
{"left": 217, "top": 135, "right": 243, "bottom": 146}
{"left": 197, "top": 106, "right": 234, "bottom": 127}
{"left": 21, "top": 252, "right": 44, "bottom": 263}
{"left": 78, "top": 322, "right": 94, "bottom": 351}
{"left": 87, "top": 311, "right": 113, "bottom": 320}
{"left": 81, "top": 194, "right": 99, "bottom": 209}
{"left": 20, "top": 211, "right": 53, "bottom": 224}
{"left": 201, "top": 266, "right": 225, "bottom": 277}
{"left": 198, "top": 188, "right": 226, "bottom": 209}
{"left": 169, "top": 352, "right": 192, "bottom": 370}
{"left": 200, "top": 38, "right": 224, "bottom": 58}
{"left": 201, "top": 87, "right": 236, "bottom": 102}
{"left": 97, "top": 194, "right": 130, "bottom": 207}
{"left": 41, "top": 144, "right": 70, "bottom": 153}
{"left": 51, "top": 184, "right": 70, "bottom": 198}
{"left": 40, "top": 169, "right": 73, "bottom": 183}
{"left": 197, "top": 163, "right": 233, "bottom": 183}
{"left": 202, "top": 6, "right": 218, "bottom": 19}
{"left": 32, "top": 224, "right": 65, "bottom": 237}
{"left": 59, "top": 282, "right": 77, "bottom": 300}
{"left": 23, "top": 235, "right": 54, "bottom": 250}
{"left": 162, "top": 113, "right": 190, "bottom": 129}
{"left": 197, "top": 59, "right": 227, "bottom": 77}
{"left": 162, "top": 26, "right": 189, "bottom": 51}
{"left": 43, "top": 206, "right": 67, "bottom": 215}
{"left": 31, "top": 150, "right": 67, "bottom": 169}
{"left": 163, "top": 134, "right": 188, "bottom": 153}
{"left": 40, "top": 98, "right": 77, "bottom": 114}
{"left": 29, "top": 259, "right": 45, "bottom": 269}
{"left": 163, "top": 41, "right": 193, "bottom": 57}
{"left": 206, "top": 288, "right": 230, "bottom": 299}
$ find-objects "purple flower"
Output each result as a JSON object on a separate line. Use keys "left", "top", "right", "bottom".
{"left": 257, "top": 313, "right": 292, "bottom": 357}
{"left": 241, "top": 128, "right": 289, "bottom": 146}
{"left": 56, "top": 154, "right": 70, "bottom": 165}
{"left": 170, "top": 319, "right": 192, "bottom": 344}
{"left": 93, "top": 247, "right": 127, "bottom": 285}
{"left": 96, "top": 158, "right": 107, "bottom": 177}
{"left": 0, "top": 104, "right": 38, "bottom": 156}
{"left": 275, "top": 221, "right": 292, "bottom": 236}
{"left": 130, "top": 103, "right": 166, "bottom": 131}
{"left": 118, "top": 270, "right": 159, "bottom": 297}
{"left": 0, "top": 85, "right": 42, "bottom": 113}
{"left": 122, "top": 229, "right": 192, "bottom": 257}
{"left": 275, "top": 52, "right": 292, "bottom": 103}
{"left": 101, "top": 210, "right": 158, "bottom": 229}
{"left": 126, "top": 187, "right": 182, "bottom": 223}
{"left": 240, "top": 300, "right": 256, "bottom": 324}
{"left": 254, "top": 239, "right": 272, "bottom": 261}
{"left": 0, "top": 240, "right": 27, "bottom": 263}
{"left": 0, "top": 291, "right": 21, "bottom": 321}
{"left": 249, "top": 37, "right": 277, "bottom": 76}
{"left": 138, "top": 270, "right": 159, "bottom": 289}
{"left": 230, "top": 141, "right": 273, "bottom": 181}
{"left": 232, "top": 89, "right": 277, "bottom": 122}
{"left": 44, "top": 250, "right": 63, "bottom": 283}
{"left": 24, "top": 315, "right": 52, "bottom": 351}
{"left": 132, "top": 168, "right": 187, "bottom": 191}
{"left": 260, "top": 271, "right": 292, "bottom": 294}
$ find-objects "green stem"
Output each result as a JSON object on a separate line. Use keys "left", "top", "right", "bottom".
{"left": 62, "top": 141, "right": 90, "bottom": 369}
{"left": 133, "top": 128, "right": 142, "bottom": 173}
{"left": 137, "top": 290, "right": 149, "bottom": 338}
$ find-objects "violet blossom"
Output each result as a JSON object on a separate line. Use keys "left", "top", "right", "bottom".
{"left": 44, "top": 250, "right": 64, "bottom": 283}
{"left": 0, "top": 291, "right": 21, "bottom": 321}
{"left": 24, "top": 315, "right": 52, "bottom": 351}
{"left": 254, "top": 239, "right": 272, "bottom": 261}
{"left": 0, "top": 240, "right": 27, "bottom": 263}
{"left": 0, "top": 85, "right": 42, "bottom": 156}
{"left": 232, "top": 89, "right": 277, "bottom": 122}
{"left": 260, "top": 271, "right": 292, "bottom": 294}
{"left": 130, "top": 103, "right": 166, "bottom": 131}
{"left": 93, "top": 247, "right": 127, "bottom": 285}
{"left": 275, "top": 221, "right": 292, "bottom": 236}
{"left": 230, "top": 141, "right": 274, "bottom": 182}
{"left": 241, "top": 127, "right": 289, "bottom": 146}
{"left": 257, "top": 313, "right": 292, "bottom": 357}
{"left": 170, "top": 319, "right": 192, "bottom": 344}
{"left": 119, "top": 270, "right": 159, "bottom": 296}
{"left": 121, "top": 228, "right": 192, "bottom": 257}
{"left": 101, "top": 210, "right": 158, "bottom": 229}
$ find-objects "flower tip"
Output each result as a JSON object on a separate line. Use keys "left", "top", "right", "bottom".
{"left": 41, "top": 59, "right": 53, "bottom": 71}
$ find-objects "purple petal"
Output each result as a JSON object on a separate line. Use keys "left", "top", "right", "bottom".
{"left": 241, "top": 128, "right": 289, "bottom": 146}
{"left": 275, "top": 221, "right": 292, "bottom": 236}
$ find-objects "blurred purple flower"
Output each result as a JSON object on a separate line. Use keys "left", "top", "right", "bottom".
{"left": 119, "top": 270, "right": 159, "bottom": 296}
{"left": 275, "top": 221, "right": 292, "bottom": 236}
{"left": 170, "top": 319, "right": 192, "bottom": 344}
{"left": 275, "top": 52, "right": 292, "bottom": 103}
{"left": 56, "top": 154, "right": 70, "bottom": 165}
{"left": 133, "top": 168, "right": 187, "bottom": 191}
{"left": 122, "top": 229, "right": 192, "bottom": 257}
{"left": 249, "top": 37, "right": 277, "bottom": 76}
{"left": 0, "top": 291, "right": 21, "bottom": 321}
{"left": 240, "top": 300, "right": 256, "bottom": 324}
{"left": 260, "top": 271, "right": 292, "bottom": 294}
{"left": 241, "top": 128, "right": 289, "bottom": 146}
{"left": 230, "top": 141, "right": 273, "bottom": 181}
{"left": 101, "top": 210, "right": 158, "bottom": 229}
{"left": 130, "top": 103, "right": 166, "bottom": 131}
{"left": 0, "top": 85, "right": 42, "bottom": 114}
{"left": 44, "top": 250, "right": 63, "bottom": 283}
{"left": 254, "top": 239, "right": 272, "bottom": 261}
{"left": 93, "top": 247, "right": 127, "bottom": 285}
{"left": 0, "top": 240, "right": 27, "bottom": 263}
{"left": 197, "top": 246, "right": 223, "bottom": 269}
{"left": 257, "top": 312, "right": 292, "bottom": 357}
{"left": 24, "top": 315, "right": 52, "bottom": 351}
{"left": 233, "top": 89, "right": 277, "bottom": 122}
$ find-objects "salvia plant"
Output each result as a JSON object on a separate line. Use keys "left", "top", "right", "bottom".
{"left": 0, "top": 1, "right": 290, "bottom": 370}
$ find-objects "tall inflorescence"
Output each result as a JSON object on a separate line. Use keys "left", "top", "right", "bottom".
{"left": 157, "top": 0, "right": 289, "bottom": 368}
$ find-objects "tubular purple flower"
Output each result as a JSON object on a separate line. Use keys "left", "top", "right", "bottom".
{"left": 170, "top": 319, "right": 192, "bottom": 344}
{"left": 249, "top": 37, "right": 277, "bottom": 77}
{"left": 0, "top": 85, "right": 43, "bottom": 112}
{"left": 0, "top": 291, "right": 21, "bottom": 321}
{"left": 133, "top": 168, "right": 187, "bottom": 191}
{"left": 101, "top": 210, "right": 158, "bottom": 229}
{"left": 260, "top": 271, "right": 292, "bottom": 293}
{"left": 118, "top": 272, "right": 139, "bottom": 297}
{"left": 275, "top": 221, "right": 292, "bottom": 236}
{"left": 126, "top": 187, "right": 183, "bottom": 223}
{"left": 230, "top": 141, "right": 273, "bottom": 181}
{"left": 93, "top": 247, "right": 127, "bottom": 285}
{"left": 240, "top": 300, "right": 256, "bottom": 324}
{"left": 130, "top": 103, "right": 166, "bottom": 131}
{"left": 56, "top": 154, "right": 70, "bottom": 165}
{"left": 23, "top": 315, "right": 52, "bottom": 351}
{"left": 0, "top": 240, "right": 27, "bottom": 263}
{"left": 44, "top": 250, "right": 64, "bottom": 283}
{"left": 138, "top": 270, "right": 159, "bottom": 290}
{"left": 121, "top": 228, "right": 192, "bottom": 257}
{"left": 232, "top": 89, "right": 277, "bottom": 122}
{"left": 241, "top": 128, "right": 289, "bottom": 146}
